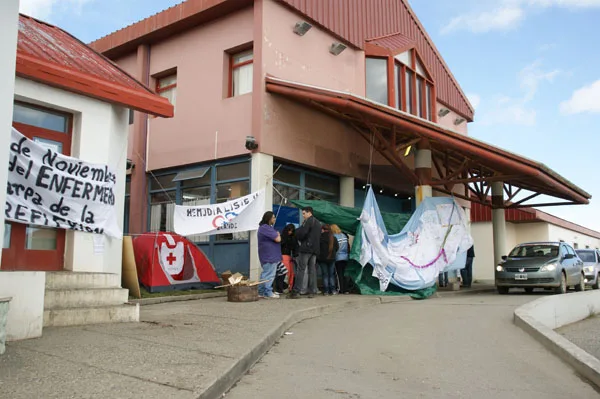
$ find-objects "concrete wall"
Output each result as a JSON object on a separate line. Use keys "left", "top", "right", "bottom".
{"left": 14, "top": 77, "right": 128, "bottom": 276}
{"left": 0, "top": 272, "right": 45, "bottom": 340}
{"left": 547, "top": 224, "right": 600, "bottom": 250}
{"left": 436, "top": 102, "right": 468, "bottom": 135}
{"left": 472, "top": 221, "right": 518, "bottom": 282}
{"left": 258, "top": 0, "right": 385, "bottom": 180}
{"left": 0, "top": 0, "right": 19, "bottom": 265}
{"left": 146, "top": 7, "right": 254, "bottom": 170}
{"left": 6, "top": 78, "right": 129, "bottom": 339}
{"left": 515, "top": 223, "right": 550, "bottom": 244}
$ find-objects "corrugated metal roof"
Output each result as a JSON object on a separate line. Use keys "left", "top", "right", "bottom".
{"left": 18, "top": 14, "right": 148, "bottom": 93}
{"left": 366, "top": 32, "right": 414, "bottom": 52}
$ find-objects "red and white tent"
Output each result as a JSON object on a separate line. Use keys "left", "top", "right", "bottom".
{"left": 132, "top": 232, "right": 220, "bottom": 292}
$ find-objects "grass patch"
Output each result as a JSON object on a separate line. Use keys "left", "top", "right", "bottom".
{"left": 134, "top": 287, "right": 219, "bottom": 299}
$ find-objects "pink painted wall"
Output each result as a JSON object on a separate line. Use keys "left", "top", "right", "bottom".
{"left": 145, "top": 7, "right": 255, "bottom": 170}
{"left": 113, "top": 53, "right": 138, "bottom": 161}
{"left": 436, "top": 101, "right": 468, "bottom": 135}
{"left": 257, "top": 0, "right": 379, "bottom": 180}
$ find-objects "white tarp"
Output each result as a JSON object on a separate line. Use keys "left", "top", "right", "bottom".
{"left": 6, "top": 127, "right": 121, "bottom": 238}
{"left": 174, "top": 189, "right": 265, "bottom": 236}
{"left": 359, "top": 187, "right": 473, "bottom": 291}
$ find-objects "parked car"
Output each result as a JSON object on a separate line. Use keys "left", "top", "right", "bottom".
{"left": 495, "top": 241, "right": 584, "bottom": 295}
{"left": 575, "top": 249, "right": 600, "bottom": 289}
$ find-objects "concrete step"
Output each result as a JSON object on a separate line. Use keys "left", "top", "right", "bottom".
{"left": 43, "top": 303, "right": 139, "bottom": 327}
{"left": 44, "top": 288, "right": 129, "bottom": 310}
{"left": 46, "top": 272, "right": 120, "bottom": 290}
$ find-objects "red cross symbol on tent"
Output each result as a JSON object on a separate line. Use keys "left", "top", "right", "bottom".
{"left": 166, "top": 252, "right": 177, "bottom": 265}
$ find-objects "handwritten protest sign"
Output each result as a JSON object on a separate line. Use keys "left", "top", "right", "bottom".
{"left": 174, "top": 189, "right": 265, "bottom": 236}
{"left": 5, "top": 127, "right": 121, "bottom": 238}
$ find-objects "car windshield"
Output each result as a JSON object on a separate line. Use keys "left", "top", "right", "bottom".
{"left": 576, "top": 251, "right": 596, "bottom": 263}
{"left": 509, "top": 244, "right": 559, "bottom": 258}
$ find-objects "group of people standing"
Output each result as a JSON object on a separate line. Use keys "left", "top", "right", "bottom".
{"left": 256, "top": 206, "right": 350, "bottom": 299}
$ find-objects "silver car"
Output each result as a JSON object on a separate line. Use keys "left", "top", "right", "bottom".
{"left": 495, "top": 242, "right": 585, "bottom": 295}
{"left": 575, "top": 249, "right": 600, "bottom": 289}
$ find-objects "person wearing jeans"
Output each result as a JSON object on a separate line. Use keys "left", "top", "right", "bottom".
{"left": 257, "top": 211, "right": 282, "bottom": 299}
{"left": 317, "top": 224, "right": 339, "bottom": 295}
{"left": 289, "top": 207, "right": 321, "bottom": 299}
{"left": 331, "top": 224, "right": 349, "bottom": 294}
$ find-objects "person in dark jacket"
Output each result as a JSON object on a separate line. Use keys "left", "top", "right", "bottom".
{"left": 289, "top": 206, "right": 321, "bottom": 299}
{"left": 318, "top": 224, "right": 339, "bottom": 295}
{"left": 461, "top": 245, "right": 475, "bottom": 288}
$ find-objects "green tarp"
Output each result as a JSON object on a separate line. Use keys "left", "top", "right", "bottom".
{"left": 290, "top": 200, "right": 437, "bottom": 299}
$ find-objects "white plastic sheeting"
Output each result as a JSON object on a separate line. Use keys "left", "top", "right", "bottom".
{"left": 359, "top": 187, "right": 473, "bottom": 291}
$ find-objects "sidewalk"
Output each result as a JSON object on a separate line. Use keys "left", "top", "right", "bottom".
{"left": 0, "top": 284, "right": 493, "bottom": 399}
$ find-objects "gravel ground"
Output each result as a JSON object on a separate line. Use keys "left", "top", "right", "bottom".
{"left": 557, "top": 316, "right": 600, "bottom": 360}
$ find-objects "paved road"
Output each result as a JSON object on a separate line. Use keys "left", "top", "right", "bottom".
{"left": 558, "top": 315, "right": 600, "bottom": 360}
{"left": 226, "top": 293, "right": 600, "bottom": 399}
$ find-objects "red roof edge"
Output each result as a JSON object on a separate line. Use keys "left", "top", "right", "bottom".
{"left": 16, "top": 52, "right": 173, "bottom": 117}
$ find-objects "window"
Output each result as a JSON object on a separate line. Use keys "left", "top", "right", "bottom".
{"left": 405, "top": 69, "right": 414, "bottom": 114}
{"left": 13, "top": 102, "right": 68, "bottom": 133}
{"left": 128, "top": 109, "right": 134, "bottom": 125}
{"left": 156, "top": 74, "right": 177, "bottom": 107}
{"left": 147, "top": 160, "right": 251, "bottom": 242}
{"left": 366, "top": 49, "right": 436, "bottom": 121}
{"left": 365, "top": 57, "right": 388, "bottom": 105}
{"left": 231, "top": 49, "right": 253, "bottom": 97}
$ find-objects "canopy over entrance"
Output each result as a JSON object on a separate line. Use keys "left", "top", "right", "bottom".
{"left": 265, "top": 77, "right": 590, "bottom": 209}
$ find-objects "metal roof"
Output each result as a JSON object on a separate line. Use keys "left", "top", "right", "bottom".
{"left": 265, "top": 76, "right": 591, "bottom": 207}
{"left": 16, "top": 14, "right": 173, "bottom": 117}
{"left": 366, "top": 32, "right": 415, "bottom": 53}
{"left": 89, "top": 0, "right": 473, "bottom": 121}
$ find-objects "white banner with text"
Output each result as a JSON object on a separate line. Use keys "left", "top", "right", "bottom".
{"left": 174, "top": 189, "right": 265, "bottom": 236}
{"left": 6, "top": 127, "right": 121, "bottom": 238}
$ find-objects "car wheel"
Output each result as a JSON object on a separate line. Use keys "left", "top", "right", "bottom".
{"left": 575, "top": 273, "right": 585, "bottom": 292}
{"left": 524, "top": 288, "right": 534, "bottom": 294}
{"left": 555, "top": 272, "right": 567, "bottom": 294}
{"left": 593, "top": 274, "right": 600, "bottom": 290}
{"left": 497, "top": 286, "right": 509, "bottom": 295}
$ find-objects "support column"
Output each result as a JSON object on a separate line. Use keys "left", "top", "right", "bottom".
{"left": 249, "top": 153, "right": 273, "bottom": 280}
{"left": 491, "top": 182, "right": 507, "bottom": 267}
{"left": 0, "top": 0, "right": 19, "bottom": 265}
{"left": 129, "top": 44, "right": 150, "bottom": 234}
{"left": 340, "top": 176, "right": 355, "bottom": 208}
{"left": 414, "top": 139, "right": 432, "bottom": 206}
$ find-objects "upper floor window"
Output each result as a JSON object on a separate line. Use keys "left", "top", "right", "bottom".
{"left": 231, "top": 49, "right": 253, "bottom": 97}
{"left": 365, "top": 57, "right": 388, "bottom": 106}
{"left": 365, "top": 50, "right": 435, "bottom": 122}
{"left": 156, "top": 74, "right": 177, "bottom": 107}
{"left": 395, "top": 50, "right": 434, "bottom": 121}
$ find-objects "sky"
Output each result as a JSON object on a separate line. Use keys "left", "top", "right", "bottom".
{"left": 18, "top": 0, "right": 600, "bottom": 231}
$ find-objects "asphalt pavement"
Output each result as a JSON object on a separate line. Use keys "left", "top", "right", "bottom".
{"left": 226, "top": 293, "right": 600, "bottom": 399}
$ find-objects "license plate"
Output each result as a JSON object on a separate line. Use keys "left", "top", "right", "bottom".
{"left": 515, "top": 273, "right": 528, "bottom": 280}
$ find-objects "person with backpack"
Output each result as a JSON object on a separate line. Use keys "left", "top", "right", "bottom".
{"left": 330, "top": 224, "right": 350, "bottom": 294}
{"left": 318, "top": 224, "right": 339, "bottom": 296}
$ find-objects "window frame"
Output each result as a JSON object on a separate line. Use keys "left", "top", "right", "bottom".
{"left": 229, "top": 48, "right": 254, "bottom": 98}
{"left": 146, "top": 158, "right": 251, "bottom": 242}
{"left": 155, "top": 73, "right": 177, "bottom": 108}
{"left": 393, "top": 50, "right": 435, "bottom": 121}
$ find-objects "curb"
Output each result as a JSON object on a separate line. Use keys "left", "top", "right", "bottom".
{"left": 435, "top": 286, "right": 496, "bottom": 297}
{"left": 514, "top": 294, "right": 600, "bottom": 389}
{"left": 129, "top": 291, "right": 227, "bottom": 306}
{"left": 196, "top": 295, "right": 411, "bottom": 399}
